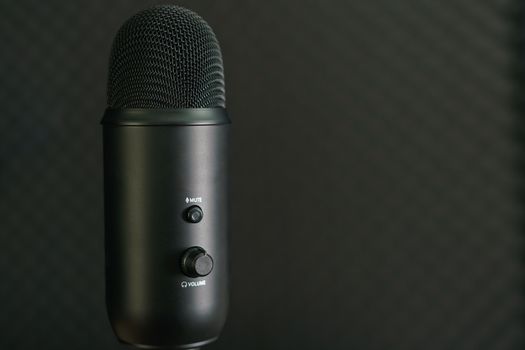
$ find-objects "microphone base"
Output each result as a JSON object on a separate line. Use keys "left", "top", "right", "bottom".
{"left": 120, "top": 337, "right": 216, "bottom": 349}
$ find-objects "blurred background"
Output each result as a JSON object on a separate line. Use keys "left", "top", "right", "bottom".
{"left": 1, "top": 0, "right": 525, "bottom": 349}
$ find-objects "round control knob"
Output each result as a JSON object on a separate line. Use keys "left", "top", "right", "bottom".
{"left": 181, "top": 247, "right": 214, "bottom": 277}
{"left": 185, "top": 205, "right": 203, "bottom": 223}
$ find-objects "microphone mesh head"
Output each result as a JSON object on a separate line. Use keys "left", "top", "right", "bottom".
{"left": 107, "top": 5, "right": 225, "bottom": 109}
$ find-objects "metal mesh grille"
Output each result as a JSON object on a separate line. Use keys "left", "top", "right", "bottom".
{"left": 107, "top": 5, "right": 225, "bottom": 109}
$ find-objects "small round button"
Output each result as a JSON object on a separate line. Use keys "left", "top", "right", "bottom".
{"left": 185, "top": 205, "right": 203, "bottom": 223}
{"left": 181, "top": 247, "right": 214, "bottom": 277}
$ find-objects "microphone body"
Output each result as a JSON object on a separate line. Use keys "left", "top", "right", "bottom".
{"left": 102, "top": 109, "right": 229, "bottom": 348}
{"left": 101, "top": 5, "right": 230, "bottom": 348}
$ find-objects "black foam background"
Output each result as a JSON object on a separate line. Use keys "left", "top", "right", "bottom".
{"left": 1, "top": 0, "right": 525, "bottom": 349}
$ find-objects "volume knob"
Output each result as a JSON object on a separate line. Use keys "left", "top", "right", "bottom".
{"left": 181, "top": 247, "right": 214, "bottom": 277}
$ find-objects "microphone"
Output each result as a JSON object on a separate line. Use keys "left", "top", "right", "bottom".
{"left": 101, "top": 5, "right": 229, "bottom": 349}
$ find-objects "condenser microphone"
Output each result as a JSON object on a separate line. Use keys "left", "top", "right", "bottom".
{"left": 101, "top": 5, "right": 229, "bottom": 349}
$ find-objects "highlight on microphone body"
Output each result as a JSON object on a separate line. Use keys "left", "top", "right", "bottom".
{"left": 101, "top": 5, "right": 230, "bottom": 349}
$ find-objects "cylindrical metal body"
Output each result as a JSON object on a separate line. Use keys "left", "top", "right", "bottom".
{"left": 102, "top": 109, "right": 230, "bottom": 349}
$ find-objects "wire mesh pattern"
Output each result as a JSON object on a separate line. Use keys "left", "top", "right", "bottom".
{"left": 107, "top": 5, "right": 225, "bottom": 109}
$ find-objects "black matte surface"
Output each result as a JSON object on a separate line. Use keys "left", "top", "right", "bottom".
{"left": 103, "top": 121, "right": 229, "bottom": 347}
{"left": 1, "top": 0, "right": 525, "bottom": 349}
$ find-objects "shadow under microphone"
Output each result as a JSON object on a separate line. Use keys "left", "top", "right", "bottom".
{"left": 101, "top": 5, "right": 230, "bottom": 349}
